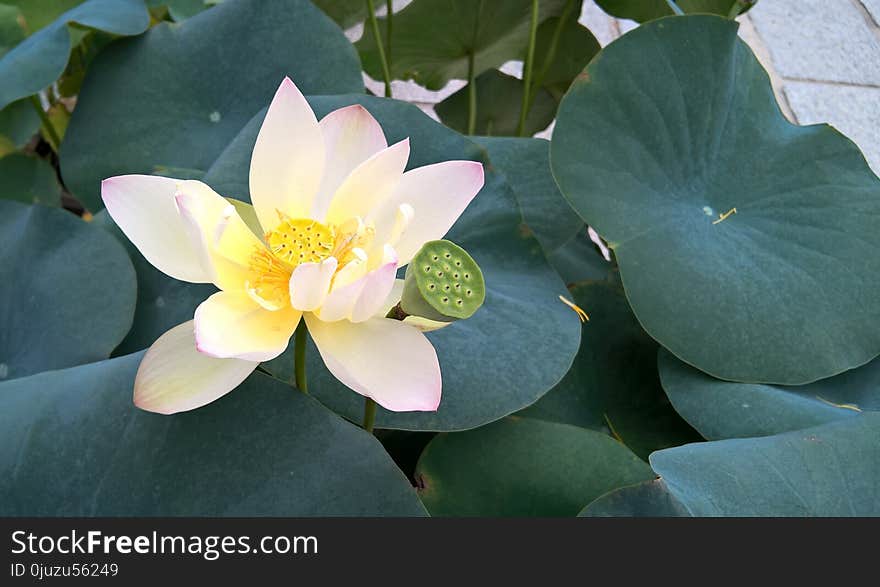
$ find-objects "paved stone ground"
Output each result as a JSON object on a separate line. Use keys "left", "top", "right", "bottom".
{"left": 360, "top": 1, "right": 880, "bottom": 174}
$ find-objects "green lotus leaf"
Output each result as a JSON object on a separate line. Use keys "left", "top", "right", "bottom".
{"left": 521, "top": 282, "right": 701, "bottom": 459}
{"left": 475, "top": 136, "right": 582, "bottom": 254}
{"left": 0, "top": 153, "right": 61, "bottom": 206}
{"left": 0, "top": 0, "right": 150, "bottom": 111}
{"left": 0, "top": 99, "right": 40, "bottom": 155}
{"left": 416, "top": 417, "right": 653, "bottom": 516}
{"left": 551, "top": 16, "right": 880, "bottom": 384}
{"left": 147, "top": 0, "right": 210, "bottom": 21}
{"left": 579, "top": 479, "right": 690, "bottom": 517}
{"left": 312, "top": 0, "right": 365, "bottom": 28}
{"left": 356, "top": 0, "right": 567, "bottom": 90}
{"left": 0, "top": 354, "right": 426, "bottom": 516}
{"left": 594, "top": 0, "right": 750, "bottom": 22}
{"left": 0, "top": 201, "right": 135, "bottom": 380}
{"left": 545, "top": 226, "right": 614, "bottom": 285}
{"left": 658, "top": 348, "right": 874, "bottom": 440}
{"left": 650, "top": 414, "right": 880, "bottom": 516}
{"left": 60, "top": 0, "right": 363, "bottom": 211}
{"left": 436, "top": 69, "right": 556, "bottom": 137}
{"left": 4, "top": 1, "right": 85, "bottom": 33}
{"left": 532, "top": 14, "right": 600, "bottom": 102}
{"left": 200, "top": 95, "right": 580, "bottom": 432}
{"left": 0, "top": 3, "right": 25, "bottom": 59}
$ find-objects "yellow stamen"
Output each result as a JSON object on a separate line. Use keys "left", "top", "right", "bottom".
{"left": 816, "top": 396, "right": 862, "bottom": 412}
{"left": 266, "top": 212, "right": 336, "bottom": 265}
{"left": 712, "top": 207, "right": 737, "bottom": 225}
{"left": 246, "top": 212, "right": 376, "bottom": 310}
{"left": 559, "top": 295, "right": 589, "bottom": 322}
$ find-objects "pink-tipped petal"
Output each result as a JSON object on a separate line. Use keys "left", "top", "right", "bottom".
{"left": 305, "top": 314, "right": 441, "bottom": 412}
{"left": 101, "top": 175, "right": 211, "bottom": 283}
{"left": 134, "top": 321, "right": 258, "bottom": 415}
{"left": 312, "top": 104, "right": 387, "bottom": 220}
{"left": 250, "top": 77, "right": 325, "bottom": 229}
{"left": 289, "top": 256, "right": 338, "bottom": 311}
{"left": 324, "top": 138, "right": 410, "bottom": 224}
{"left": 373, "top": 160, "right": 484, "bottom": 265}
{"left": 194, "top": 291, "right": 301, "bottom": 361}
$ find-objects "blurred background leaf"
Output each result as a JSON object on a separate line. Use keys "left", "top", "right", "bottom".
{"left": 436, "top": 69, "right": 556, "bottom": 137}
{"left": 0, "top": 0, "right": 150, "bottom": 111}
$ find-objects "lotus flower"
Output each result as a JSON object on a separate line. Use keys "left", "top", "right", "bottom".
{"left": 102, "top": 77, "right": 484, "bottom": 414}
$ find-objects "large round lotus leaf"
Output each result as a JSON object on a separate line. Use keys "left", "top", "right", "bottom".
{"left": 435, "top": 69, "right": 557, "bottom": 138}
{"left": 415, "top": 417, "right": 653, "bottom": 516}
{"left": 658, "top": 348, "right": 874, "bottom": 440}
{"left": 551, "top": 16, "right": 880, "bottom": 385}
{"left": 0, "top": 201, "right": 135, "bottom": 380}
{"left": 594, "top": 0, "right": 748, "bottom": 22}
{"left": 0, "top": 0, "right": 150, "bottom": 111}
{"left": 204, "top": 95, "right": 581, "bottom": 432}
{"left": 579, "top": 479, "right": 690, "bottom": 517}
{"left": 475, "top": 136, "right": 582, "bottom": 255}
{"left": 93, "top": 209, "right": 215, "bottom": 356}
{"left": 650, "top": 414, "right": 880, "bottom": 516}
{"left": 521, "top": 282, "right": 701, "bottom": 459}
{"left": 60, "top": 0, "right": 363, "bottom": 211}
{"left": 356, "top": 0, "right": 567, "bottom": 90}
{"left": 0, "top": 353, "right": 426, "bottom": 516}
{"left": 0, "top": 153, "right": 61, "bottom": 206}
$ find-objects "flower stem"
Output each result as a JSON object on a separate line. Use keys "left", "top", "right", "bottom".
{"left": 363, "top": 398, "right": 377, "bottom": 433}
{"left": 28, "top": 94, "right": 61, "bottom": 150}
{"left": 664, "top": 0, "right": 684, "bottom": 16}
{"left": 528, "top": 0, "right": 575, "bottom": 114}
{"left": 294, "top": 320, "right": 308, "bottom": 394}
{"left": 385, "top": 0, "right": 393, "bottom": 67}
{"left": 466, "top": 50, "right": 477, "bottom": 135}
{"left": 366, "top": 0, "right": 392, "bottom": 97}
{"left": 516, "top": 0, "right": 539, "bottom": 137}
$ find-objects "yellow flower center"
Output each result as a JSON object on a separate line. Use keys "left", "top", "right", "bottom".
{"left": 245, "top": 211, "right": 375, "bottom": 310}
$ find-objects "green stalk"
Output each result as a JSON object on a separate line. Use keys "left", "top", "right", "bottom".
{"left": 466, "top": 51, "right": 477, "bottom": 135}
{"left": 363, "top": 398, "right": 377, "bottom": 433}
{"left": 528, "top": 0, "right": 575, "bottom": 113}
{"left": 366, "top": 0, "right": 392, "bottom": 97}
{"left": 28, "top": 95, "right": 61, "bottom": 150}
{"left": 385, "top": 0, "right": 393, "bottom": 67}
{"left": 294, "top": 320, "right": 308, "bottom": 394}
{"left": 664, "top": 0, "right": 684, "bottom": 15}
{"left": 516, "top": 0, "right": 540, "bottom": 137}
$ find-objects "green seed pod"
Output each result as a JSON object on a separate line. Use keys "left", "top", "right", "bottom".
{"left": 400, "top": 240, "right": 485, "bottom": 322}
